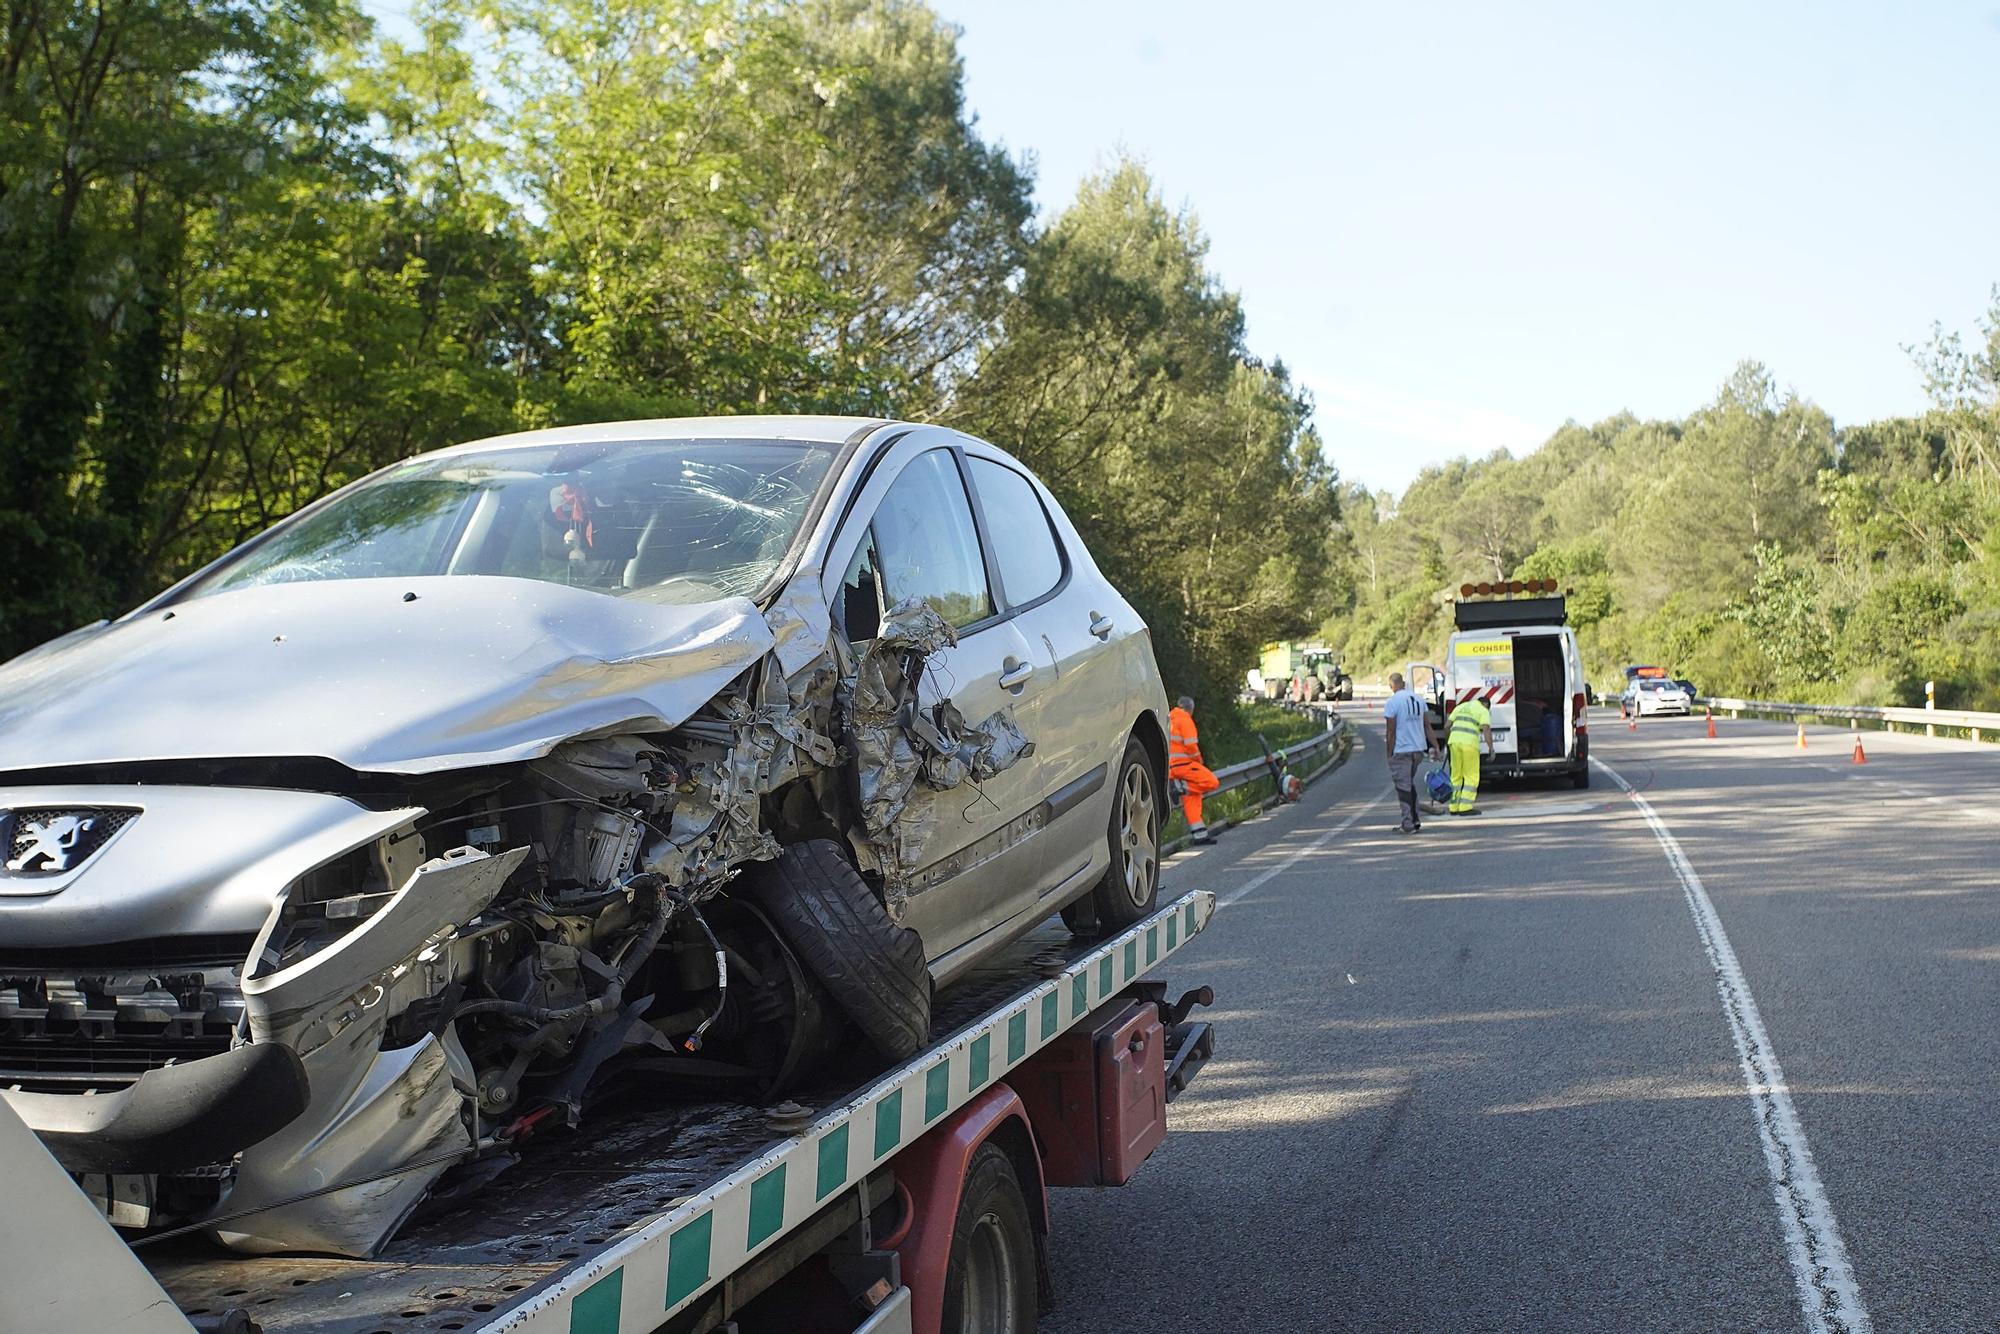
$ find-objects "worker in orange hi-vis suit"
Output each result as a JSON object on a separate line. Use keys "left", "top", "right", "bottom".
{"left": 1167, "top": 696, "right": 1221, "bottom": 845}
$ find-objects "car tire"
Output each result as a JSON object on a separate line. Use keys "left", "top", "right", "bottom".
{"left": 939, "top": 1142, "right": 1039, "bottom": 1334}
{"left": 741, "top": 840, "right": 931, "bottom": 1063}
{"left": 1074, "top": 739, "right": 1161, "bottom": 935}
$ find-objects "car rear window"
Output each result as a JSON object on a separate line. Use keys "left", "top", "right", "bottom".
{"left": 968, "top": 457, "right": 1065, "bottom": 607}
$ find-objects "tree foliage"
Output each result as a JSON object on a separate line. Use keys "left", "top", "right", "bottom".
{"left": 945, "top": 163, "right": 1339, "bottom": 728}
{"left": 0, "top": 0, "right": 1340, "bottom": 717}
{"left": 1326, "top": 313, "right": 2000, "bottom": 711}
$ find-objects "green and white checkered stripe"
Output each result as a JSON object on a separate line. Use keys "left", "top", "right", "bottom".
{"left": 481, "top": 890, "right": 1216, "bottom": 1334}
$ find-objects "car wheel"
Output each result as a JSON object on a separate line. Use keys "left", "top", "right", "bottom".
{"left": 741, "top": 840, "right": 931, "bottom": 1063}
{"left": 1077, "top": 739, "right": 1161, "bottom": 935}
{"left": 939, "top": 1143, "right": 1039, "bottom": 1334}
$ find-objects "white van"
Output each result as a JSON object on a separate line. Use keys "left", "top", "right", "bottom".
{"left": 1411, "top": 592, "right": 1590, "bottom": 788}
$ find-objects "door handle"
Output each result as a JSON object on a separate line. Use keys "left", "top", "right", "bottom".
{"left": 1088, "top": 612, "right": 1114, "bottom": 640}
{"left": 998, "top": 658, "right": 1034, "bottom": 691}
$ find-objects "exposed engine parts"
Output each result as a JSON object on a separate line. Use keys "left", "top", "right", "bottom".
{"left": 0, "top": 594, "right": 1035, "bottom": 1259}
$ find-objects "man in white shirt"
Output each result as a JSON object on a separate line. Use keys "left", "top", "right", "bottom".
{"left": 1383, "top": 671, "right": 1440, "bottom": 834}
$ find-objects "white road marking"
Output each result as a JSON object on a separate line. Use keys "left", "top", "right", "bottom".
{"left": 1595, "top": 758, "right": 1872, "bottom": 1334}
{"left": 1474, "top": 799, "right": 1604, "bottom": 817}
{"left": 1215, "top": 793, "right": 1386, "bottom": 909}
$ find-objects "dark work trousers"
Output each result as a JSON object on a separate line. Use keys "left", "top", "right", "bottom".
{"left": 1387, "top": 751, "right": 1422, "bottom": 830}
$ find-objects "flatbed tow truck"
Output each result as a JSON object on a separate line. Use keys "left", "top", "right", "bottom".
{"left": 4, "top": 893, "right": 1217, "bottom": 1334}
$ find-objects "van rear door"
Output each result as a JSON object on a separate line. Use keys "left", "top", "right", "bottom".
{"left": 1505, "top": 632, "right": 1572, "bottom": 763}
{"left": 1449, "top": 636, "right": 1517, "bottom": 755}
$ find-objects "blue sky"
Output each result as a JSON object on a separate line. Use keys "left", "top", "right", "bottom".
{"left": 930, "top": 1, "right": 2000, "bottom": 491}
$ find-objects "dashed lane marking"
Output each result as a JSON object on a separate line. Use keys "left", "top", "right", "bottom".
{"left": 1595, "top": 758, "right": 1871, "bottom": 1334}
{"left": 1467, "top": 799, "right": 1606, "bottom": 818}
{"left": 1216, "top": 793, "right": 1386, "bottom": 909}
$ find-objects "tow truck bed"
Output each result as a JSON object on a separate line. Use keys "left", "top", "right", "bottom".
{"left": 129, "top": 891, "right": 1217, "bottom": 1334}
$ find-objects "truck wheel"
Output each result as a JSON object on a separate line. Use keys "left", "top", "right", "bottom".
{"left": 940, "top": 1142, "right": 1038, "bottom": 1334}
{"left": 742, "top": 840, "right": 931, "bottom": 1063}
{"left": 1572, "top": 763, "right": 1591, "bottom": 789}
{"left": 1073, "top": 739, "right": 1161, "bottom": 936}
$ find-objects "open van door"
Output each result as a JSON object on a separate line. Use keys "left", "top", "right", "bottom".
{"left": 1408, "top": 661, "right": 1446, "bottom": 735}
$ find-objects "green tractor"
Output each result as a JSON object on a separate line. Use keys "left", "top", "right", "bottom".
{"left": 1304, "top": 648, "right": 1352, "bottom": 702}
{"left": 1257, "top": 642, "right": 1350, "bottom": 702}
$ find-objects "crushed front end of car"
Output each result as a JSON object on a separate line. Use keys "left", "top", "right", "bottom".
{"left": 0, "top": 436, "right": 1034, "bottom": 1258}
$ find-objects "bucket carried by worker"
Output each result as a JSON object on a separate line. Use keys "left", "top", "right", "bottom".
{"left": 1422, "top": 761, "right": 1453, "bottom": 808}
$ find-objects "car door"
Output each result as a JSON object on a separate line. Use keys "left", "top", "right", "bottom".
{"left": 832, "top": 447, "right": 1047, "bottom": 964}
{"left": 962, "top": 451, "right": 1120, "bottom": 904}
{"left": 1409, "top": 661, "right": 1446, "bottom": 734}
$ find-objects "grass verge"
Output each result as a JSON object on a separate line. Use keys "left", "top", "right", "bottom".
{"left": 1161, "top": 711, "right": 1355, "bottom": 847}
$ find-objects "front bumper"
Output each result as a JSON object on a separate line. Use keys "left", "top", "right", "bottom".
{"left": 3, "top": 1042, "right": 308, "bottom": 1174}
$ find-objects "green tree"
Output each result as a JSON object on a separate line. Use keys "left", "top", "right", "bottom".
{"left": 1446, "top": 454, "right": 1538, "bottom": 580}
{"left": 0, "top": 0, "right": 362, "bottom": 651}
{"left": 1910, "top": 285, "right": 2000, "bottom": 492}
{"left": 949, "top": 160, "right": 1338, "bottom": 721}
{"left": 1725, "top": 543, "right": 1834, "bottom": 691}
{"left": 467, "top": 0, "right": 1028, "bottom": 416}
{"left": 1612, "top": 363, "right": 1833, "bottom": 611}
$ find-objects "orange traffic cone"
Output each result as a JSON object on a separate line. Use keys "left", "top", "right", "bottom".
{"left": 1852, "top": 733, "right": 1867, "bottom": 764}
{"left": 1796, "top": 723, "right": 1807, "bottom": 750}
{"left": 1706, "top": 708, "right": 1716, "bottom": 739}
{"left": 1627, "top": 709, "right": 1638, "bottom": 731}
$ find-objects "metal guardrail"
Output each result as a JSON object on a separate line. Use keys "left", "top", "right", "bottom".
{"left": 1699, "top": 696, "right": 2000, "bottom": 742}
{"left": 1159, "top": 705, "right": 1353, "bottom": 855}
{"left": 1209, "top": 705, "right": 1348, "bottom": 795}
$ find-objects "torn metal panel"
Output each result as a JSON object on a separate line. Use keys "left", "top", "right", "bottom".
{"left": 761, "top": 569, "right": 835, "bottom": 679}
{"left": 216, "top": 848, "right": 529, "bottom": 1255}
{"left": 950, "top": 706, "right": 1034, "bottom": 783}
{"left": 637, "top": 639, "right": 846, "bottom": 894}
{"left": 839, "top": 600, "right": 1035, "bottom": 913}
{"left": 243, "top": 846, "right": 528, "bottom": 1048}
{"left": 211, "top": 1033, "right": 471, "bottom": 1257}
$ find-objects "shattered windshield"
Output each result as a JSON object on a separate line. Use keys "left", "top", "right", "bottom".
{"left": 177, "top": 439, "right": 838, "bottom": 605}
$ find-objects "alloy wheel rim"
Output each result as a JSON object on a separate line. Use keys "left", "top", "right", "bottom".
{"left": 1119, "top": 764, "right": 1157, "bottom": 906}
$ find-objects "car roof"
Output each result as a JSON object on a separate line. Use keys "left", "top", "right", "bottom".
{"left": 430, "top": 415, "right": 893, "bottom": 459}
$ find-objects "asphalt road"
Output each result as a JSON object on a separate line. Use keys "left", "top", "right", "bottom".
{"left": 1041, "top": 712, "right": 2000, "bottom": 1333}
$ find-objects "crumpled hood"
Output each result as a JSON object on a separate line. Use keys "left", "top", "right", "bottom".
{"left": 0, "top": 576, "right": 775, "bottom": 775}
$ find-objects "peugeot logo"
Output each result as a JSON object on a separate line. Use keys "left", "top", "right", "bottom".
{"left": 1, "top": 808, "right": 136, "bottom": 875}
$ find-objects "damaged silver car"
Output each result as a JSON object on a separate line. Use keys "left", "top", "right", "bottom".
{"left": 0, "top": 417, "right": 1172, "bottom": 1256}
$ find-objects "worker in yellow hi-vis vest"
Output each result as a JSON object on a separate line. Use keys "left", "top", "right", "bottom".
{"left": 1446, "top": 696, "right": 1495, "bottom": 815}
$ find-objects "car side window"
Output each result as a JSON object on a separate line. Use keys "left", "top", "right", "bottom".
{"left": 967, "top": 457, "right": 1064, "bottom": 607}
{"left": 871, "top": 450, "right": 993, "bottom": 630}
{"left": 839, "top": 529, "right": 883, "bottom": 644}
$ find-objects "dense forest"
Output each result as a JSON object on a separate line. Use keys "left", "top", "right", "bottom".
{"left": 0, "top": 0, "right": 1337, "bottom": 739}
{"left": 7, "top": 0, "right": 1996, "bottom": 723}
{"left": 1323, "top": 312, "right": 2000, "bottom": 711}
